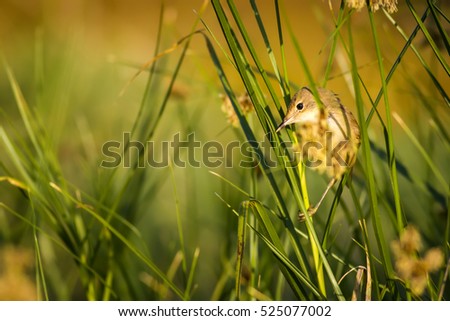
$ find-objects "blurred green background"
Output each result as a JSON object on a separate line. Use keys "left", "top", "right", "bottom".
{"left": 0, "top": 0, "right": 448, "bottom": 300}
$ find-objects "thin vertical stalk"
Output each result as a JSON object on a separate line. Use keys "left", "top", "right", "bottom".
{"left": 368, "top": 7, "right": 404, "bottom": 231}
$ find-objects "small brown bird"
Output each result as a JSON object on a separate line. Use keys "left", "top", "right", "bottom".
{"left": 276, "top": 87, "right": 361, "bottom": 221}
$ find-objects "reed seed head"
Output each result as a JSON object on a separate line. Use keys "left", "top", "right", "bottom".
{"left": 391, "top": 225, "right": 444, "bottom": 296}
{"left": 221, "top": 93, "right": 254, "bottom": 127}
{"left": 346, "top": 0, "right": 398, "bottom": 13}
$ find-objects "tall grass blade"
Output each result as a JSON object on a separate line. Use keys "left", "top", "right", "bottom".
{"left": 368, "top": 6, "right": 404, "bottom": 231}
{"left": 49, "top": 182, "right": 186, "bottom": 299}
{"left": 235, "top": 201, "right": 249, "bottom": 299}
{"left": 406, "top": 0, "right": 449, "bottom": 76}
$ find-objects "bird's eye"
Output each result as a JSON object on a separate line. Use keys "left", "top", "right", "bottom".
{"left": 296, "top": 102, "right": 304, "bottom": 110}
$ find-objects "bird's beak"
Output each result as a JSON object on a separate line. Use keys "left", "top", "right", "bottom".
{"left": 275, "top": 121, "right": 287, "bottom": 133}
{"left": 276, "top": 114, "right": 296, "bottom": 133}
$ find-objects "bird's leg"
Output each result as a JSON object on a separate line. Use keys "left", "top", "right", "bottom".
{"left": 298, "top": 177, "right": 337, "bottom": 222}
